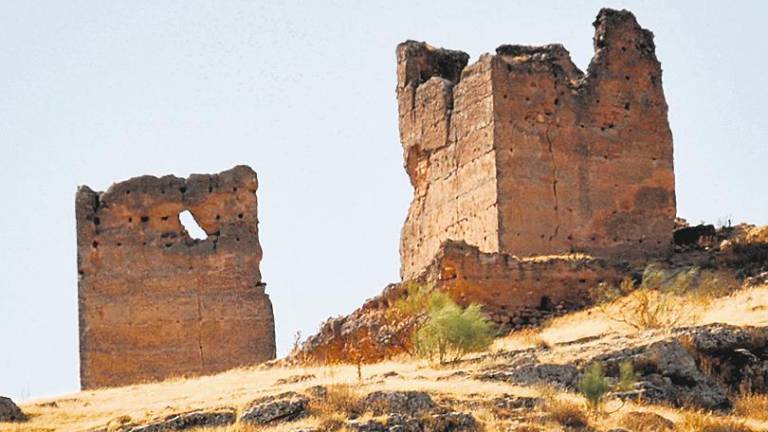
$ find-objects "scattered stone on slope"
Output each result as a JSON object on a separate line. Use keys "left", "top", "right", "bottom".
{"left": 478, "top": 362, "right": 580, "bottom": 389}
{"left": 347, "top": 412, "right": 477, "bottom": 432}
{"left": 239, "top": 392, "right": 309, "bottom": 425}
{"left": 274, "top": 374, "right": 316, "bottom": 385}
{"left": 119, "top": 409, "right": 236, "bottom": 432}
{"left": 0, "top": 396, "right": 26, "bottom": 422}
{"left": 362, "top": 391, "right": 436, "bottom": 416}
{"left": 491, "top": 394, "right": 542, "bottom": 420}
{"left": 592, "top": 323, "right": 768, "bottom": 410}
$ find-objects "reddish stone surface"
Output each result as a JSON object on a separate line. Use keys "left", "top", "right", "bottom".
{"left": 397, "top": 8, "right": 676, "bottom": 280}
{"left": 297, "top": 8, "right": 675, "bottom": 364}
{"left": 297, "top": 240, "right": 620, "bottom": 364}
{"left": 76, "top": 165, "right": 275, "bottom": 389}
{"left": 422, "top": 241, "right": 620, "bottom": 323}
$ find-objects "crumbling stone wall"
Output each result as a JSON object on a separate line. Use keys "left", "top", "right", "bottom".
{"left": 421, "top": 240, "right": 620, "bottom": 328}
{"left": 76, "top": 165, "right": 275, "bottom": 389}
{"left": 397, "top": 8, "right": 676, "bottom": 280}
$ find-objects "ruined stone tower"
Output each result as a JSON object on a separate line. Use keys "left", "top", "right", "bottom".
{"left": 397, "top": 8, "right": 676, "bottom": 280}
{"left": 76, "top": 165, "right": 275, "bottom": 389}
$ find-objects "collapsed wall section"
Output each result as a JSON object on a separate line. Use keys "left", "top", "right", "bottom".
{"left": 421, "top": 241, "right": 620, "bottom": 328}
{"left": 76, "top": 165, "right": 275, "bottom": 389}
{"left": 397, "top": 43, "right": 502, "bottom": 280}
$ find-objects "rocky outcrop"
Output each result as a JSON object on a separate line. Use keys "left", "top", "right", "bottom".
{"left": 347, "top": 412, "right": 478, "bottom": 432}
{"left": 397, "top": 8, "right": 676, "bottom": 280}
{"left": 295, "top": 283, "right": 420, "bottom": 364}
{"left": 76, "top": 165, "right": 275, "bottom": 389}
{"left": 297, "top": 240, "right": 621, "bottom": 363}
{"left": 362, "top": 391, "right": 436, "bottom": 416}
{"left": 114, "top": 409, "right": 236, "bottom": 432}
{"left": 239, "top": 392, "right": 309, "bottom": 425}
{"left": 480, "top": 323, "right": 768, "bottom": 410}
{"left": 0, "top": 396, "right": 26, "bottom": 422}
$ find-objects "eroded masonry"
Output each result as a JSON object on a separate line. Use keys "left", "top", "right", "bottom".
{"left": 297, "top": 8, "right": 676, "bottom": 363}
{"left": 397, "top": 8, "right": 676, "bottom": 281}
{"left": 76, "top": 165, "right": 275, "bottom": 389}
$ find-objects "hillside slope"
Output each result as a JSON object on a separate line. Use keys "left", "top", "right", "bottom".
{"left": 5, "top": 284, "right": 768, "bottom": 432}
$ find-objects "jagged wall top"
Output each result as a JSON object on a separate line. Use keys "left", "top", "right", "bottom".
{"left": 395, "top": 8, "right": 676, "bottom": 279}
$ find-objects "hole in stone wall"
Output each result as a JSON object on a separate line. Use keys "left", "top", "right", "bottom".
{"left": 179, "top": 210, "right": 207, "bottom": 240}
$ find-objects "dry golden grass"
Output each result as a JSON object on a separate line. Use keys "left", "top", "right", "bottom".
{"left": 308, "top": 383, "right": 363, "bottom": 421}
{"left": 620, "top": 410, "right": 675, "bottom": 431}
{"left": 676, "top": 411, "right": 756, "bottom": 432}
{"left": 5, "top": 284, "right": 766, "bottom": 432}
{"left": 733, "top": 393, "right": 768, "bottom": 421}
{"left": 541, "top": 398, "right": 589, "bottom": 429}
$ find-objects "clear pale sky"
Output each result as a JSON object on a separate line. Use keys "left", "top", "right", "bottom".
{"left": 1, "top": 1, "right": 766, "bottom": 401}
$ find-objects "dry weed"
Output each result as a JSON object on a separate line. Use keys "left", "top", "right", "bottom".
{"left": 619, "top": 411, "right": 675, "bottom": 431}
{"left": 309, "top": 383, "right": 363, "bottom": 420}
{"left": 733, "top": 393, "right": 768, "bottom": 421}
{"left": 542, "top": 398, "right": 589, "bottom": 429}
{"left": 677, "top": 411, "right": 755, "bottom": 432}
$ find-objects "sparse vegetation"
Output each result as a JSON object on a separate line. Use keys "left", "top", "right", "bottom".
{"left": 412, "top": 295, "right": 495, "bottom": 364}
{"left": 591, "top": 265, "right": 742, "bottom": 330}
{"left": 385, "top": 282, "right": 450, "bottom": 321}
{"left": 11, "top": 283, "right": 768, "bottom": 432}
{"left": 578, "top": 362, "right": 611, "bottom": 414}
{"left": 542, "top": 398, "right": 589, "bottom": 428}
{"left": 617, "top": 360, "right": 637, "bottom": 392}
{"left": 619, "top": 411, "right": 675, "bottom": 431}
{"left": 309, "top": 384, "right": 362, "bottom": 419}
{"left": 677, "top": 411, "right": 756, "bottom": 432}
{"left": 733, "top": 393, "right": 768, "bottom": 421}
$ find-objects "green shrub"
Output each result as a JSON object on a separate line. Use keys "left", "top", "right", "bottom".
{"left": 617, "top": 360, "right": 637, "bottom": 392}
{"left": 578, "top": 361, "right": 637, "bottom": 416}
{"left": 578, "top": 363, "right": 611, "bottom": 414}
{"left": 386, "top": 283, "right": 452, "bottom": 321}
{"left": 412, "top": 297, "right": 494, "bottom": 364}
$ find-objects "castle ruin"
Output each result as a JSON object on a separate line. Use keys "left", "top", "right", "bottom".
{"left": 76, "top": 165, "right": 275, "bottom": 389}
{"left": 397, "top": 8, "right": 676, "bottom": 281}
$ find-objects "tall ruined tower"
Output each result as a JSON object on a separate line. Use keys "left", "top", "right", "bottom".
{"left": 76, "top": 165, "right": 275, "bottom": 389}
{"left": 397, "top": 9, "right": 676, "bottom": 279}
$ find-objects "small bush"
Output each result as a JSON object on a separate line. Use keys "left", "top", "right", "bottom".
{"left": 578, "top": 362, "right": 611, "bottom": 414}
{"left": 412, "top": 297, "right": 494, "bottom": 364}
{"left": 617, "top": 360, "right": 637, "bottom": 392}
{"left": 386, "top": 282, "right": 451, "bottom": 321}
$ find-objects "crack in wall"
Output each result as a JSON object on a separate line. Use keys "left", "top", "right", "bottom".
{"left": 545, "top": 127, "right": 560, "bottom": 245}
{"left": 196, "top": 292, "right": 204, "bottom": 369}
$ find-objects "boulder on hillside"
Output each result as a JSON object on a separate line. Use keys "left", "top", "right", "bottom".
{"left": 362, "top": 390, "right": 436, "bottom": 416}
{"left": 120, "top": 409, "right": 235, "bottom": 432}
{"left": 239, "top": 392, "right": 309, "bottom": 425}
{"left": 0, "top": 396, "right": 26, "bottom": 422}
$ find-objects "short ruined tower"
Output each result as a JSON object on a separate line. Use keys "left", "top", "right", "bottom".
{"left": 76, "top": 165, "right": 275, "bottom": 389}
{"left": 397, "top": 8, "right": 676, "bottom": 280}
